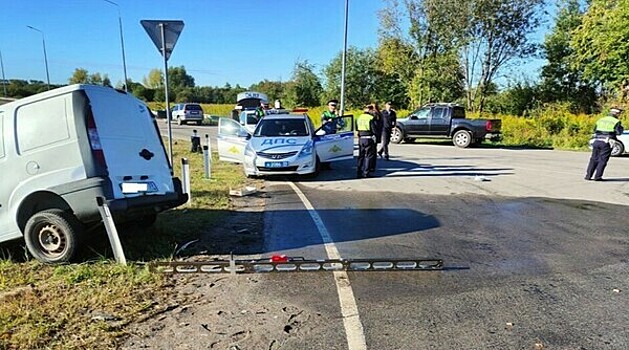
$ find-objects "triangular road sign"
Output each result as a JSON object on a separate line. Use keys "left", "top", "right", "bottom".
{"left": 141, "top": 20, "right": 184, "bottom": 61}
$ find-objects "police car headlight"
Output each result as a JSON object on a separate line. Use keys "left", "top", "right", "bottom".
{"left": 298, "top": 141, "right": 313, "bottom": 158}
{"left": 244, "top": 143, "right": 255, "bottom": 157}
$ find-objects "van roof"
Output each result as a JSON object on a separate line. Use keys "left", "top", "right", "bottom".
{"left": 0, "top": 84, "right": 131, "bottom": 110}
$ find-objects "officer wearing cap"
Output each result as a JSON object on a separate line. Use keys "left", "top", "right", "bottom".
{"left": 321, "top": 99, "right": 341, "bottom": 134}
{"left": 585, "top": 107, "right": 624, "bottom": 181}
{"left": 356, "top": 105, "right": 377, "bottom": 178}
{"left": 255, "top": 101, "right": 268, "bottom": 119}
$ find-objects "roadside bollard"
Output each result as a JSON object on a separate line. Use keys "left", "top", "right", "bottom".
{"left": 181, "top": 158, "right": 191, "bottom": 204}
{"left": 205, "top": 134, "right": 212, "bottom": 178}
{"left": 191, "top": 130, "right": 201, "bottom": 153}
{"left": 96, "top": 197, "right": 127, "bottom": 265}
{"left": 203, "top": 145, "right": 210, "bottom": 179}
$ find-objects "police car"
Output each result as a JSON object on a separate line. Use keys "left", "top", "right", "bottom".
{"left": 217, "top": 112, "right": 354, "bottom": 177}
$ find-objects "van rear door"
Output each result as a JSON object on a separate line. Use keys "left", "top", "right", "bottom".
{"left": 84, "top": 88, "right": 174, "bottom": 200}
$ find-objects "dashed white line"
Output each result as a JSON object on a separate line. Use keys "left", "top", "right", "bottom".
{"left": 287, "top": 182, "right": 367, "bottom": 350}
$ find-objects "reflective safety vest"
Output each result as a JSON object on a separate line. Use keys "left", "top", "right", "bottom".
{"left": 356, "top": 113, "right": 373, "bottom": 132}
{"left": 322, "top": 110, "right": 336, "bottom": 120}
{"left": 595, "top": 116, "right": 620, "bottom": 133}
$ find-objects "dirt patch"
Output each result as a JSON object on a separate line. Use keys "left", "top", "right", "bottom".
{"left": 121, "top": 190, "right": 324, "bottom": 349}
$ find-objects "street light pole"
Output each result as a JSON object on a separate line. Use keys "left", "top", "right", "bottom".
{"left": 0, "top": 50, "right": 7, "bottom": 97}
{"left": 339, "top": 0, "right": 349, "bottom": 117}
{"left": 26, "top": 25, "right": 50, "bottom": 90}
{"left": 104, "top": 0, "right": 129, "bottom": 91}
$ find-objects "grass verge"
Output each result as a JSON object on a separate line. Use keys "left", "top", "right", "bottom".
{"left": 0, "top": 140, "right": 253, "bottom": 350}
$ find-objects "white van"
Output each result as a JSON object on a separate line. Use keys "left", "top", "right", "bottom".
{"left": 0, "top": 84, "right": 187, "bottom": 263}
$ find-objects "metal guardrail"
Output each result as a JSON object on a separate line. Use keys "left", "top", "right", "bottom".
{"left": 149, "top": 257, "right": 449, "bottom": 274}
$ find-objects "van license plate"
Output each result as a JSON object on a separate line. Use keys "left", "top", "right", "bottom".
{"left": 122, "top": 182, "right": 158, "bottom": 194}
{"left": 264, "top": 162, "right": 288, "bottom": 168}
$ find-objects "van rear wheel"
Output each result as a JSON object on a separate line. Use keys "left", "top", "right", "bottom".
{"left": 24, "top": 209, "right": 83, "bottom": 264}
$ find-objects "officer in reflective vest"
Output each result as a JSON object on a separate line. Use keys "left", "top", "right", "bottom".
{"left": 585, "top": 107, "right": 624, "bottom": 181}
{"left": 356, "top": 105, "right": 376, "bottom": 178}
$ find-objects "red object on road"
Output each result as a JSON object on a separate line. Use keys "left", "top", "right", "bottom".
{"left": 270, "top": 255, "right": 288, "bottom": 262}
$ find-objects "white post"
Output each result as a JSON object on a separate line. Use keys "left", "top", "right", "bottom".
{"left": 203, "top": 145, "right": 210, "bottom": 179}
{"left": 96, "top": 197, "right": 127, "bottom": 265}
{"left": 181, "top": 158, "right": 191, "bottom": 204}
{"left": 205, "top": 134, "right": 212, "bottom": 178}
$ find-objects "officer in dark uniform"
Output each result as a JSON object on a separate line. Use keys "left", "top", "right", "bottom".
{"left": 378, "top": 101, "right": 397, "bottom": 160}
{"left": 585, "top": 107, "right": 624, "bottom": 181}
{"left": 356, "top": 105, "right": 377, "bottom": 178}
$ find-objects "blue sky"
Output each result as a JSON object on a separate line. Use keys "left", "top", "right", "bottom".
{"left": 0, "top": 0, "right": 551, "bottom": 88}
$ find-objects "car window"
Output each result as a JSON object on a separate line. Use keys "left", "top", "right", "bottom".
{"left": 185, "top": 104, "right": 202, "bottom": 111}
{"left": 414, "top": 107, "right": 430, "bottom": 119}
{"left": 433, "top": 107, "right": 447, "bottom": 119}
{"left": 255, "top": 119, "right": 309, "bottom": 137}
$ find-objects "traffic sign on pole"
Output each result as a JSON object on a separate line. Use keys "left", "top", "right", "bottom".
{"left": 140, "top": 20, "right": 184, "bottom": 61}
{"left": 141, "top": 20, "right": 184, "bottom": 167}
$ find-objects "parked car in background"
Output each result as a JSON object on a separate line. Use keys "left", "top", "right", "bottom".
{"left": 391, "top": 103, "right": 502, "bottom": 148}
{"left": 171, "top": 103, "right": 204, "bottom": 125}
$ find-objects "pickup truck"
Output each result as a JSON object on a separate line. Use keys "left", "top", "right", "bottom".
{"left": 391, "top": 103, "right": 502, "bottom": 148}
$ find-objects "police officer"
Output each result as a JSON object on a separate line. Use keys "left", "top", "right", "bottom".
{"left": 356, "top": 105, "right": 377, "bottom": 178}
{"left": 378, "top": 101, "right": 397, "bottom": 160}
{"left": 585, "top": 107, "right": 624, "bottom": 181}
{"left": 321, "top": 99, "right": 340, "bottom": 134}
{"left": 255, "top": 101, "right": 268, "bottom": 119}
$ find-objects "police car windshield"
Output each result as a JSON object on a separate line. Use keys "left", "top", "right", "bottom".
{"left": 254, "top": 119, "right": 309, "bottom": 137}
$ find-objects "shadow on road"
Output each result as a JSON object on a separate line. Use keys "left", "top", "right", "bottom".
{"left": 278, "top": 158, "right": 514, "bottom": 182}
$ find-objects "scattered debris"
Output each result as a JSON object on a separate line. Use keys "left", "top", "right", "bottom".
{"left": 229, "top": 186, "right": 258, "bottom": 197}
{"left": 505, "top": 322, "right": 514, "bottom": 330}
{"left": 612, "top": 288, "right": 621, "bottom": 293}
{"left": 474, "top": 175, "right": 491, "bottom": 182}
{"left": 534, "top": 342, "right": 545, "bottom": 349}
{"left": 91, "top": 311, "right": 119, "bottom": 322}
{"left": 174, "top": 239, "right": 200, "bottom": 256}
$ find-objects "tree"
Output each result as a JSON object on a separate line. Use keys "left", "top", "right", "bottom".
{"left": 69, "top": 68, "right": 89, "bottom": 84}
{"left": 323, "top": 47, "right": 381, "bottom": 109}
{"left": 378, "top": 0, "right": 545, "bottom": 111}
{"left": 571, "top": 0, "right": 629, "bottom": 96}
{"left": 168, "top": 66, "right": 195, "bottom": 89}
{"left": 249, "top": 79, "right": 285, "bottom": 102}
{"left": 284, "top": 61, "right": 323, "bottom": 107}
{"left": 540, "top": 0, "right": 598, "bottom": 113}
{"left": 89, "top": 73, "right": 103, "bottom": 85}
{"left": 143, "top": 68, "right": 164, "bottom": 88}
{"left": 102, "top": 75, "right": 112, "bottom": 87}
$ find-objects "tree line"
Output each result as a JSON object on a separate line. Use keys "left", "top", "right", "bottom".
{"left": 2, "top": 0, "right": 627, "bottom": 115}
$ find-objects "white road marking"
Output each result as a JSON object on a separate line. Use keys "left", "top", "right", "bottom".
{"left": 287, "top": 182, "right": 368, "bottom": 350}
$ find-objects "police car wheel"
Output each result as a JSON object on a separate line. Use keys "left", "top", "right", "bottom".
{"left": 24, "top": 209, "right": 83, "bottom": 264}
{"left": 611, "top": 140, "right": 624, "bottom": 156}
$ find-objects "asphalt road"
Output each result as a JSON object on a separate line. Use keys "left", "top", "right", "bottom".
{"left": 157, "top": 119, "right": 218, "bottom": 149}
{"left": 254, "top": 143, "right": 629, "bottom": 349}
{"left": 152, "top": 127, "right": 629, "bottom": 349}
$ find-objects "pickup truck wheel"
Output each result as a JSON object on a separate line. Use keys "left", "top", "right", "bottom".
{"left": 24, "top": 209, "right": 83, "bottom": 264}
{"left": 391, "top": 127, "right": 404, "bottom": 144}
{"left": 453, "top": 130, "right": 473, "bottom": 148}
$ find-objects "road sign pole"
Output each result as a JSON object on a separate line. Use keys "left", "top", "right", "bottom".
{"left": 141, "top": 19, "right": 184, "bottom": 169}
{"left": 161, "top": 23, "right": 174, "bottom": 168}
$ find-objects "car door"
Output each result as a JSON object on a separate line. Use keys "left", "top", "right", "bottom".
{"left": 217, "top": 117, "right": 248, "bottom": 163}
{"left": 315, "top": 115, "right": 354, "bottom": 162}
{"left": 429, "top": 106, "right": 450, "bottom": 134}
{"left": 405, "top": 107, "right": 430, "bottom": 135}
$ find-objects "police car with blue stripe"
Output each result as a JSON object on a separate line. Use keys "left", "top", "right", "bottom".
{"left": 217, "top": 110, "right": 354, "bottom": 177}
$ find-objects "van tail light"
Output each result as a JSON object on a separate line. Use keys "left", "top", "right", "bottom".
{"left": 87, "top": 111, "right": 108, "bottom": 169}
{"left": 485, "top": 120, "right": 493, "bottom": 131}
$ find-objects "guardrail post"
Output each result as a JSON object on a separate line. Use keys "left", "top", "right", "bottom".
{"left": 205, "top": 133, "right": 212, "bottom": 179}
{"left": 96, "top": 197, "right": 127, "bottom": 265}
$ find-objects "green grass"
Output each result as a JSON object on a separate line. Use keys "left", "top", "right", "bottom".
{"left": 0, "top": 140, "right": 253, "bottom": 350}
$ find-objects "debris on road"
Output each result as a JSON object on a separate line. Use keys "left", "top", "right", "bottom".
{"left": 229, "top": 186, "right": 258, "bottom": 197}
{"left": 474, "top": 175, "right": 491, "bottom": 182}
